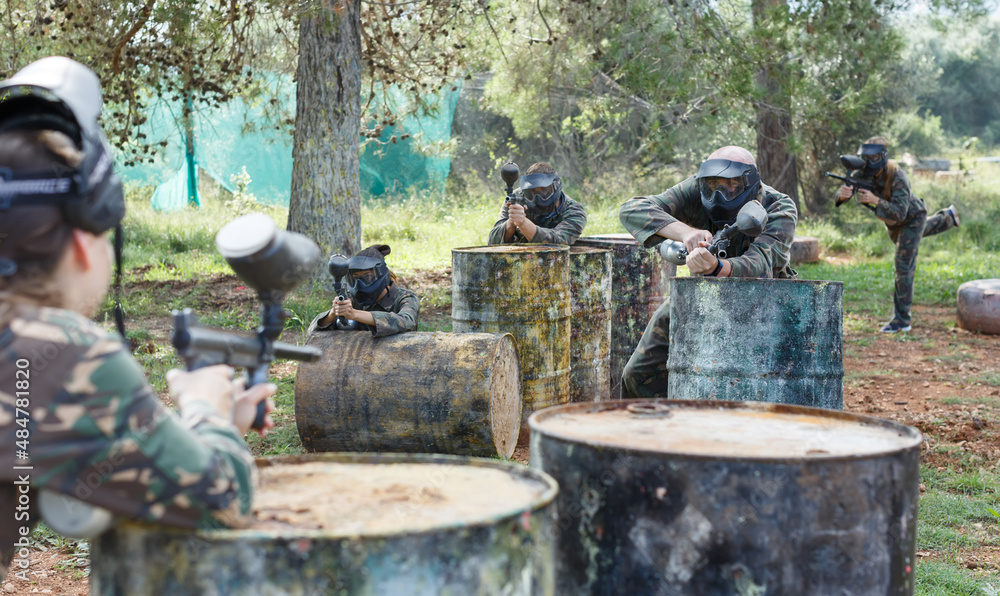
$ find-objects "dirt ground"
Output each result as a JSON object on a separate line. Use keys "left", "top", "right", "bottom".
{"left": 5, "top": 268, "right": 999, "bottom": 594}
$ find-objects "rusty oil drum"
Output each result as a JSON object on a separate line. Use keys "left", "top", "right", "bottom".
{"left": 573, "top": 234, "right": 675, "bottom": 398}
{"left": 668, "top": 277, "right": 844, "bottom": 410}
{"left": 529, "top": 400, "right": 922, "bottom": 595}
{"left": 91, "top": 453, "right": 558, "bottom": 595}
{"left": 294, "top": 330, "right": 522, "bottom": 458}
{"left": 569, "top": 246, "right": 612, "bottom": 402}
{"left": 452, "top": 245, "right": 571, "bottom": 435}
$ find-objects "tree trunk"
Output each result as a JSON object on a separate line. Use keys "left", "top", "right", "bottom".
{"left": 288, "top": 0, "right": 362, "bottom": 274}
{"left": 752, "top": 0, "right": 800, "bottom": 213}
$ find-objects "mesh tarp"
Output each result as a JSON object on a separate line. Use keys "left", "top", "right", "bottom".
{"left": 117, "top": 77, "right": 461, "bottom": 211}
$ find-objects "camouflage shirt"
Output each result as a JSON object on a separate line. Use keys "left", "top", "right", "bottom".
{"left": 308, "top": 284, "right": 420, "bottom": 338}
{"left": 1, "top": 305, "right": 256, "bottom": 579}
{"left": 619, "top": 175, "right": 798, "bottom": 279}
{"left": 848, "top": 161, "right": 926, "bottom": 225}
{"left": 488, "top": 192, "right": 588, "bottom": 245}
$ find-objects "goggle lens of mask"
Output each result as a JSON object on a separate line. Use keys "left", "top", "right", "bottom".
{"left": 526, "top": 185, "right": 554, "bottom": 201}
{"left": 700, "top": 177, "right": 745, "bottom": 199}
{"left": 350, "top": 269, "right": 377, "bottom": 283}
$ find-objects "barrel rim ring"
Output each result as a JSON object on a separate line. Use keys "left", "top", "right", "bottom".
{"left": 452, "top": 243, "right": 570, "bottom": 255}
{"left": 108, "top": 452, "right": 558, "bottom": 541}
{"left": 528, "top": 399, "right": 922, "bottom": 463}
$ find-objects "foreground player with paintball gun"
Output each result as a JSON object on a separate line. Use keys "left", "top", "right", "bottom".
{"left": 618, "top": 145, "right": 798, "bottom": 398}
{"left": 0, "top": 58, "right": 276, "bottom": 573}
{"left": 488, "top": 161, "right": 588, "bottom": 245}
{"left": 829, "top": 137, "right": 960, "bottom": 333}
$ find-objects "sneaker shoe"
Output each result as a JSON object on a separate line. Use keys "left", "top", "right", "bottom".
{"left": 880, "top": 320, "right": 912, "bottom": 333}
{"left": 946, "top": 204, "right": 960, "bottom": 227}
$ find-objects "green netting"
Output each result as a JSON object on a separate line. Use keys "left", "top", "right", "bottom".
{"left": 115, "top": 76, "right": 461, "bottom": 211}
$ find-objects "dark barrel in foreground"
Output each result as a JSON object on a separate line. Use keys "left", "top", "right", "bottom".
{"left": 91, "top": 453, "right": 558, "bottom": 595}
{"left": 295, "top": 330, "right": 522, "bottom": 458}
{"left": 530, "top": 399, "right": 921, "bottom": 595}
{"left": 668, "top": 277, "right": 844, "bottom": 410}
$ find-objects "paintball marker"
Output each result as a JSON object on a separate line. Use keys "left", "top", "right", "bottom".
{"left": 659, "top": 200, "right": 768, "bottom": 267}
{"left": 824, "top": 155, "right": 878, "bottom": 209}
{"left": 327, "top": 254, "right": 360, "bottom": 331}
{"left": 171, "top": 213, "right": 323, "bottom": 430}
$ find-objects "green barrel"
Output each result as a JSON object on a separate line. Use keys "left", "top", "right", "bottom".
{"left": 573, "top": 234, "right": 675, "bottom": 398}
{"left": 452, "top": 245, "right": 571, "bottom": 439}
{"left": 91, "top": 453, "right": 558, "bottom": 595}
{"left": 668, "top": 277, "right": 844, "bottom": 409}
{"left": 568, "top": 246, "right": 612, "bottom": 402}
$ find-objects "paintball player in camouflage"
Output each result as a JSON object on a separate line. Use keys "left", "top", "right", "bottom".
{"left": 488, "top": 162, "right": 587, "bottom": 245}
{"left": 0, "top": 57, "right": 275, "bottom": 580}
{"left": 835, "top": 136, "right": 960, "bottom": 333}
{"left": 618, "top": 146, "right": 798, "bottom": 398}
{"left": 309, "top": 244, "right": 420, "bottom": 336}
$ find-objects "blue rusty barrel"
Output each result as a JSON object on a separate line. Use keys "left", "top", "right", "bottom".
{"left": 530, "top": 399, "right": 921, "bottom": 595}
{"left": 668, "top": 277, "right": 844, "bottom": 410}
{"left": 91, "top": 453, "right": 558, "bottom": 595}
{"left": 452, "top": 245, "right": 571, "bottom": 439}
{"left": 569, "top": 246, "right": 612, "bottom": 402}
{"left": 573, "top": 234, "right": 675, "bottom": 398}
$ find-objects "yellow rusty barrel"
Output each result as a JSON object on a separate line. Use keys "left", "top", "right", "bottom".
{"left": 573, "top": 234, "right": 675, "bottom": 398}
{"left": 569, "top": 246, "right": 612, "bottom": 402}
{"left": 91, "top": 453, "right": 558, "bottom": 595}
{"left": 452, "top": 245, "right": 571, "bottom": 439}
{"left": 295, "top": 331, "right": 521, "bottom": 458}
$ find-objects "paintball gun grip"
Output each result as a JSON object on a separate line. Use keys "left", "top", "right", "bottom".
{"left": 171, "top": 309, "right": 322, "bottom": 430}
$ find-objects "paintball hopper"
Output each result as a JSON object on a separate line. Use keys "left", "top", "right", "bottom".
{"left": 328, "top": 254, "right": 350, "bottom": 283}
{"left": 216, "top": 213, "right": 321, "bottom": 298}
{"left": 501, "top": 161, "right": 520, "bottom": 192}
{"left": 734, "top": 199, "right": 766, "bottom": 238}
{"left": 840, "top": 154, "right": 866, "bottom": 171}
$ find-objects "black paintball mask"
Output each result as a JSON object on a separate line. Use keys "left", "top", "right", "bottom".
{"left": 346, "top": 255, "right": 391, "bottom": 308}
{"left": 858, "top": 143, "right": 888, "bottom": 173}
{"left": 0, "top": 57, "right": 125, "bottom": 233}
{"left": 696, "top": 158, "right": 762, "bottom": 227}
{"left": 520, "top": 172, "right": 563, "bottom": 213}
{"left": 0, "top": 57, "right": 127, "bottom": 335}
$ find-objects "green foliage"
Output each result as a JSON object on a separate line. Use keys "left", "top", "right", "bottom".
{"left": 890, "top": 110, "right": 948, "bottom": 157}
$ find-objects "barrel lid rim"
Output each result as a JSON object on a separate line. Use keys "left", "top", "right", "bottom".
{"left": 111, "top": 453, "right": 558, "bottom": 540}
{"left": 528, "top": 399, "right": 922, "bottom": 462}
{"left": 668, "top": 276, "right": 845, "bottom": 287}
{"left": 452, "top": 244, "right": 570, "bottom": 254}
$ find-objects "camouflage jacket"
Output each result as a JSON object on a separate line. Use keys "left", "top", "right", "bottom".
{"left": 847, "top": 161, "right": 926, "bottom": 225}
{"left": 488, "top": 192, "right": 588, "bottom": 245}
{"left": 0, "top": 305, "right": 256, "bottom": 579}
{"left": 619, "top": 176, "right": 798, "bottom": 279}
{"left": 308, "top": 284, "right": 420, "bottom": 337}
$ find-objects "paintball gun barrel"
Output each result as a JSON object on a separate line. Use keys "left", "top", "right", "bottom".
{"left": 658, "top": 200, "right": 767, "bottom": 267}
{"left": 171, "top": 213, "right": 323, "bottom": 430}
{"left": 824, "top": 155, "right": 878, "bottom": 209}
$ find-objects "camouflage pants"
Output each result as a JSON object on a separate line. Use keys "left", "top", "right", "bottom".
{"left": 621, "top": 298, "right": 671, "bottom": 398}
{"left": 884, "top": 207, "right": 958, "bottom": 326}
{"left": 922, "top": 207, "right": 958, "bottom": 237}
